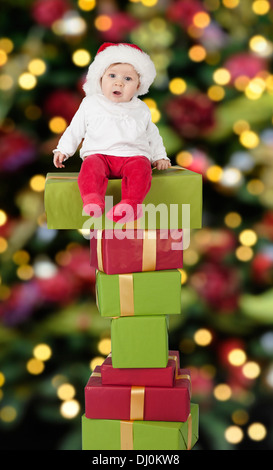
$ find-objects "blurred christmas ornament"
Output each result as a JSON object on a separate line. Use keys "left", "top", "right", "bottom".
{"left": 98, "top": 12, "right": 139, "bottom": 42}
{"left": 165, "top": 93, "right": 216, "bottom": 138}
{"left": 223, "top": 53, "right": 267, "bottom": 85}
{"left": 190, "top": 262, "right": 241, "bottom": 312}
{"left": 43, "top": 90, "right": 82, "bottom": 123}
{"left": 167, "top": 0, "right": 207, "bottom": 30}
{"left": 0, "top": 130, "right": 36, "bottom": 172}
{"left": 31, "top": 0, "right": 72, "bottom": 28}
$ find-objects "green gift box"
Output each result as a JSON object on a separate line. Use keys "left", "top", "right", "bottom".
{"left": 82, "top": 403, "right": 199, "bottom": 450}
{"left": 96, "top": 269, "right": 181, "bottom": 317}
{"left": 44, "top": 166, "right": 202, "bottom": 230}
{"left": 111, "top": 315, "right": 169, "bottom": 368}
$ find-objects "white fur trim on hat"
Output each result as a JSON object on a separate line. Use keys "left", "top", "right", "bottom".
{"left": 82, "top": 42, "right": 156, "bottom": 97}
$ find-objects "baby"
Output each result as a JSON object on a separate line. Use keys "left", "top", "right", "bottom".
{"left": 53, "top": 42, "right": 171, "bottom": 223}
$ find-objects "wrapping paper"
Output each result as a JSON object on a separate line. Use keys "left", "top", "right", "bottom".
{"left": 96, "top": 269, "right": 181, "bottom": 317}
{"left": 90, "top": 229, "right": 183, "bottom": 274}
{"left": 85, "top": 365, "right": 191, "bottom": 422}
{"left": 44, "top": 166, "right": 202, "bottom": 230}
{"left": 82, "top": 403, "right": 199, "bottom": 450}
{"left": 101, "top": 350, "right": 180, "bottom": 387}
{"left": 111, "top": 315, "right": 169, "bottom": 368}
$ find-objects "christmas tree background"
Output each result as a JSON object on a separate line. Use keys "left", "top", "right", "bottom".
{"left": 1, "top": 0, "right": 273, "bottom": 451}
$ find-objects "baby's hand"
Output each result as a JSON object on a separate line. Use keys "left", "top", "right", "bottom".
{"left": 53, "top": 151, "right": 66, "bottom": 168}
{"left": 152, "top": 159, "right": 171, "bottom": 170}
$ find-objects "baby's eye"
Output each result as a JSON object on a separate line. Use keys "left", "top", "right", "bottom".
{"left": 125, "top": 76, "right": 132, "bottom": 81}
{"left": 109, "top": 73, "right": 116, "bottom": 78}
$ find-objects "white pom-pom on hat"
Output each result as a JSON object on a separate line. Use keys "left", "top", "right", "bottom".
{"left": 83, "top": 42, "right": 156, "bottom": 97}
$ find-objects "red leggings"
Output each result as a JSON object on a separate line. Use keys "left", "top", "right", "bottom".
{"left": 78, "top": 154, "right": 152, "bottom": 221}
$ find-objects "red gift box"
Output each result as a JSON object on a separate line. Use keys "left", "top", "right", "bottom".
{"left": 90, "top": 229, "right": 183, "bottom": 274}
{"left": 85, "top": 365, "right": 191, "bottom": 422}
{"left": 101, "top": 350, "right": 180, "bottom": 387}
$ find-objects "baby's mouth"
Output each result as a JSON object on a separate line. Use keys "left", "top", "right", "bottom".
{"left": 113, "top": 91, "right": 122, "bottom": 96}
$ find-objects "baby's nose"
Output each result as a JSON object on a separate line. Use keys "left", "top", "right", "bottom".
{"left": 115, "top": 77, "right": 124, "bottom": 86}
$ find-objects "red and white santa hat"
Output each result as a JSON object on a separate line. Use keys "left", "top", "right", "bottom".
{"left": 82, "top": 42, "right": 156, "bottom": 97}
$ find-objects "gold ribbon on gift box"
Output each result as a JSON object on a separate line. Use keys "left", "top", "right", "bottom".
{"left": 169, "top": 354, "right": 192, "bottom": 396}
{"left": 96, "top": 229, "right": 157, "bottom": 273}
{"left": 120, "top": 413, "right": 192, "bottom": 451}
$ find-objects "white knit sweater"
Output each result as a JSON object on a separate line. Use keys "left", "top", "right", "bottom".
{"left": 53, "top": 93, "right": 169, "bottom": 164}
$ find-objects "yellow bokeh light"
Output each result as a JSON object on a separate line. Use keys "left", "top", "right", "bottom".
{"left": 90, "top": 356, "right": 105, "bottom": 370}
{"left": 16, "top": 265, "right": 34, "bottom": 281}
{"left": 189, "top": 45, "right": 207, "bottom": 62}
{"left": 252, "top": 0, "right": 270, "bottom": 15}
{"left": 206, "top": 165, "right": 223, "bottom": 182}
{"left": 30, "top": 174, "right": 46, "bottom": 192}
{"left": 18, "top": 73, "right": 37, "bottom": 90}
{"left": 0, "top": 406, "right": 17, "bottom": 423}
{"left": 143, "top": 98, "right": 157, "bottom": 109}
{"left": 0, "top": 237, "right": 8, "bottom": 254}
{"left": 98, "top": 338, "right": 111, "bottom": 355}
{"left": 0, "top": 38, "right": 14, "bottom": 53}
{"left": 169, "top": 78, "right": 187, "bottom": 95}
{"left": 234, "top": 75, "right": 250, "bottom": 91}
{"left": 0, "top": 372, "right": 5, "bottom": 387}
{"left": 72, "top": 49, "right": 91, "bottom": 67}
{"left": 225, "top": 425, "right": 244, "bottom": 444}
{"left": 142, "top": 0, "right": 158, "bottom": 6}
{"left": 150, "top": 108, "right": 161, "bottom": 123}
{"left": 0, "top": 74, "right": 14, "bottom": 91}
{"left": 12, "top": 250, "right": 30, "bottom": 265}
{"left": 49, "top": 116, "right": 67, "bottom": 134}
{"left": 242, "top": 361, "right": 261, "bottom": 379}
{"left": 223, "top": 0, "right": 240, "bottom": 8}
{"left": 239, "top": 130, "right": 259, "bottom": 149}
{"left": 228, "top": 348, "right": 247, "bottom": 366}
{"left": 57, "top": 383, "right": 76, "bottom": 400}
{"left": 247, "top": 423, "right": 267, "bottom": 441}
{"left": 249, "top": 35, "right": 269, "bottom": 54}
{"left": 213, "top": 68, "right": 231, "bottom": 85}
{"left": 194, "top": 328, "right": 213, "bottom": 346}
{"left": 208, "top": 85, "right": 225, "bottom": 101}
{"left": 0, "top": 50, "right": 7, "bottom": 66}
{"left": 78, "top": 0, "right": 96, "bottom": 11}
{"left": 239, "top": 229, "right": 257, "bottom": 247}
{"left": 214, "top": 383, "right": 232, "bottom": 401}
{"left": 236, "top": 245, "right": 253, "bottom": 261}
{"left": 0, "top": 210, "right": 7, "bottom": 226}
{"left": 26, "top": 358, "right": 45, "bottom": 375}
{"left": 60, "top": 399, "right": 80, "bottom": 419}
{"left": 33, "top": 344, "right": 52, "bottom": 361}
{"left": 28, "top": 59, "right": 46, "bottom": 76}
{"left": 193, "top": 12, "right": 211, "bottom": 28}
{"left": 94, "top": 15, "right": 112, "bottom": 31}
{"left": 245, "top": 78, "right": 266, "bottom": 100}
{"left": 233, "top": 120, "right": 250, "bottom": 135}
{"left": 224, "top": 212, "right": 242, "bottom": 228}
{"left": 176, "top": 151, "right": 193, "bottom": 167}
{"left": 232, "top": 409, "right": 249, "bottom": 426}
{"left": 247, "top": 179, "right": 264, "bottom": 195}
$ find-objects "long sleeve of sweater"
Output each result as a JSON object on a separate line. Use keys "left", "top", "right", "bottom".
{"left": 53, "top": 99, "right": 87, "bottom": 159}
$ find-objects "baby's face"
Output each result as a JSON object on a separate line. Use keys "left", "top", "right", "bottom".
{"left": 101, "top": 63, "right": 140, "bottom": 103}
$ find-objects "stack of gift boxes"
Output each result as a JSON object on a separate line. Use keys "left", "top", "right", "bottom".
{"left": 44, "top": 166, "right": 202, "bottom": 451}
{"left": 81, "top": 229, "right": 199, "bottom": 450}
